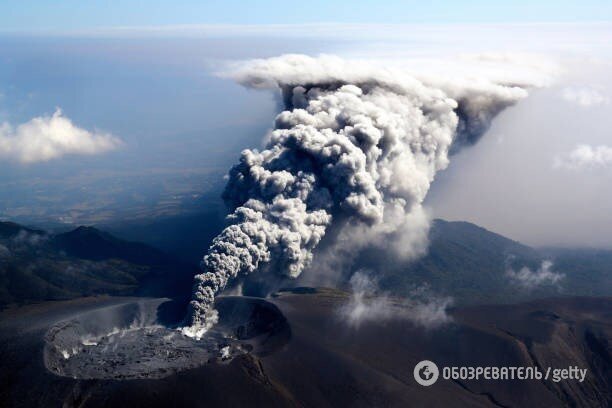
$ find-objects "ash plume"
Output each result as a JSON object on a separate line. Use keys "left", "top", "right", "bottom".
{"left": 184, "top": 54, "right": 544, "bottom": 337}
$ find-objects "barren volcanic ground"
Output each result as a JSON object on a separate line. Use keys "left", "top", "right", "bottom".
{"left": 0, "top": 289, "right": 610, "bottom": 407}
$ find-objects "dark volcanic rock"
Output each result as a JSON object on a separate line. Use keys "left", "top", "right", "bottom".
{"left": 0, "top": 292, "right": 610, "bottom": 407}
{"left": 42, "top": 297, "right": 290, "bottom": 380}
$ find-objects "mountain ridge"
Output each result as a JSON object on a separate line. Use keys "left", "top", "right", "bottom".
{"left": 0, "top": 218, "right": 610, "bottom": 307}
{"left": 0, "top": 221, "right": 196, "bottom": 306}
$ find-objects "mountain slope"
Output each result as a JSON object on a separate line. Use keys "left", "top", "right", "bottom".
{"left": 1, "top": 217, "right": 610, "bottom": 308}
{"left": 354, "top": 219, "right": 611, "bottom": 305}
{"left": 1, "top": 292, "right": 610, "bottom": 407}
{"left": 0, "top": 222, "right": 196, "bottom": 306}
{"left": 0, "top": 222, "right": 45, "bottom": 239}
{"left": 53, "top": 226, "right": 171, "bottom": 265}
{"left": 109, "top": 215, "right": 612, "bottom": 305}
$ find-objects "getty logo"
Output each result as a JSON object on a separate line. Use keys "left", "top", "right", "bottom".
{"left": 414, "top": 360, "right": 439, "bottom": 386}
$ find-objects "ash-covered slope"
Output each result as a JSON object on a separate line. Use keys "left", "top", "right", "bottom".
{"left": 261, "top": 290, "right": 612, "bottom": 407}
{"left": 0, "top": 221, "right": 196, "bottom": 306}
{"left": 0, "top": 291, "right": 609, "bottom": 407}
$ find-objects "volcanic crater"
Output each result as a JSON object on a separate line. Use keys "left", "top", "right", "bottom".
{"left": 43, "top": 296, "right": 291, "bottom": 380}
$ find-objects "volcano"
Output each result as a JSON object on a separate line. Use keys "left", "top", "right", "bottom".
{"left": 1, "top": 289, "right": 610, "bottom": 407}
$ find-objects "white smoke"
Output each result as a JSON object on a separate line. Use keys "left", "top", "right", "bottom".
{"left": 338, "top": 272, "right": 391, "bottom": 325}
{"left": 506, "top": 260, "right": 564, "bottom": 290}
{"left": 0, "top": 108, "right": 122, "bottom": 163}
{"left": 180, "top": 309, "right": 218, "bottom": 340}
{"left": 408, "top": 284, "right": 454, "bottom": 328}
{"left": 185, "top": 54, "right": 547, "bottom": 333}
{"left": 302, "top": 205, "right": 431, "bottom": 288}
{"left": 338, "top": 271, "right": 452, "bottom": 329}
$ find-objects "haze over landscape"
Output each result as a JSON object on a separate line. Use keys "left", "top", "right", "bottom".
{"left": 0, "top": 21, "right": 611, "bottom": 247}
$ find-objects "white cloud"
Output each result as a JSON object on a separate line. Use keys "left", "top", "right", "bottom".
{"left": 12, "top": 229, "right": 46, "bottom": 246}
{"left": 0, "top": 108, "right": 122, "bottom": 163}
{"left": 561, "top": 86, "right": 609, "bottom": 107}
{"left": 506, "top": 260, "right": 564, "bottom": 290}
{"left": 554, "top": 144, "right": 612, "bottom": 170}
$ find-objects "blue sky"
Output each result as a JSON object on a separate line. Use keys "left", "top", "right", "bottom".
{"left": 1, "top": 1, "right": 611, "bottom": 31}
{"left": 0, "top": 3, "right": 611, "bottom": 246}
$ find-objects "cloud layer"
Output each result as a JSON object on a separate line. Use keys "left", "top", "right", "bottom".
{"left": 0, "top": 109, "right": 122, "bottom": 163}
{"left": 554, "top": 144, "right": 612, "bottom": 170}
{"left": 561, "top": 87, "right": 609, "bottom": 107}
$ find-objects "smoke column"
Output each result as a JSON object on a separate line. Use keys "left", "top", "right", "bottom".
{"left": 183, "top": 54, "right": 539, "bottom": 338}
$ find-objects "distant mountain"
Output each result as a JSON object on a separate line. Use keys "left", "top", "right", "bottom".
{"left": 0, "top": 221, "right": 45, "bottom": 239}
{"left": 103, "top": 206, "right": 226, "bottom": 264}
{"left": 108, "top": 213, "right": 612, "bottom": 305}
{"left": 371, "top": 219, "right": 612, "bottom": 305}
{"left": 53, "top": 226, "right": 171, "bottom": 265}
{"left": 1, "top": 216, "right": 610, "bottom": 308}
{"left": 0, "top": 222, "right": 197, "bottom": 306}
